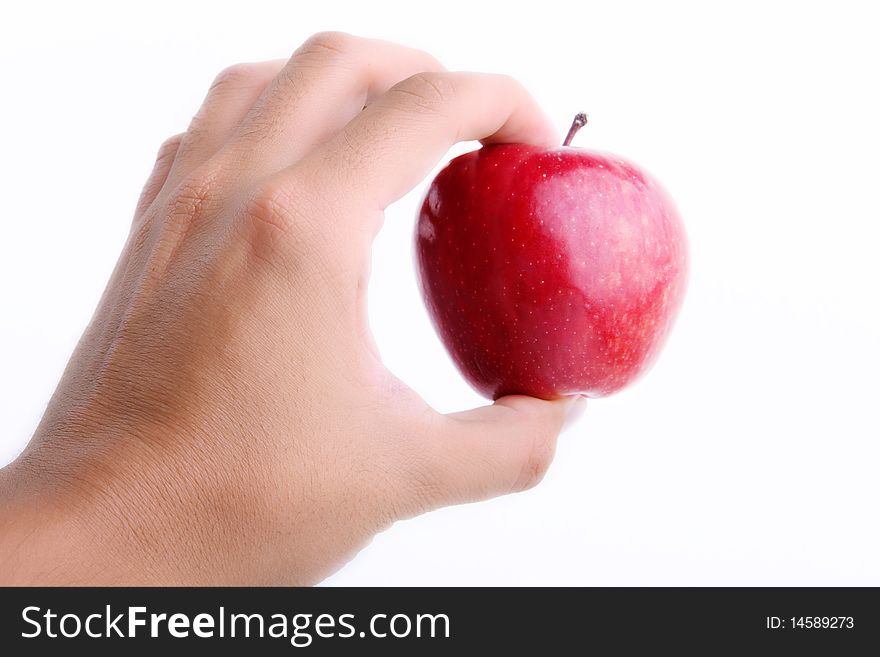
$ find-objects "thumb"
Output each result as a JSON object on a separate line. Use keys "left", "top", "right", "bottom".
{"left": 415, "top": 395, "right": 585, "bottom": 509}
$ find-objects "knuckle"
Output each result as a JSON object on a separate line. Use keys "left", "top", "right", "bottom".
{"left": 292, "top": 31, "right": 355, "bottom": 64}
{"left": 182, "top": 110, "right": 214, "bottom": 151}
{"left": 515, "top": 424, "right": 556, "bottom": 492}
{"left": 493, "top": 72, "right": 522, "bottom": 91}
{"left": 242, "top": 180, "right": 297, "bottom": 234}
{"left": 390, "top": 72, "right": 457, "bottom": 114}
{"left": 165, "top": 169, "right": 222, "bottom": 228}
{"left": 238, "top": 176, "right": 317, "bottom": 265}
{"left": 412, "top": 48, "right": 445, "bottom": 73}
{"left": 156, "top": 133, "right": 184, "bottom": 162}
{"left": 133, "top": 134, "right": 186, "bottom": 223}
{"left": 504, "top": 74, "right": 531, "bottom": 105}
{"left": 209, "top": 62, "right": 262, "bottom": 93}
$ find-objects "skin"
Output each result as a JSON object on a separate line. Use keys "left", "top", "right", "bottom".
{"left": 0, "top": 33, "right": 583, "bottom": 585}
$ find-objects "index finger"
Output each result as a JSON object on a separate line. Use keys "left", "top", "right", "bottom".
{"left": 296, "top": 72, "right": 559, "bottom": 213}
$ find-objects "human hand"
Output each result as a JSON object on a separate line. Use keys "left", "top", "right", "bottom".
{"left": 0, "top": 33, "right": 581, "bottom": 585}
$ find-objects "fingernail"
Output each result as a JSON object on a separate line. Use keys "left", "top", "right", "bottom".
{"left": 562, "top": 395, "right": 588, "bottom": 432}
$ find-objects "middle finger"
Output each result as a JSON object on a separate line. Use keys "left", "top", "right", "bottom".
{"left": 219, "top": 32, "right": 444, "bottom": 181}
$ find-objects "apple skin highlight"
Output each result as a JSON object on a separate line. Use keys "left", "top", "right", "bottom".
{"left": 415, "top": 144, "right": 688, "bottom": 400}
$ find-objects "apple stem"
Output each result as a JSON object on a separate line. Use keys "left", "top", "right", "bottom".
{"left": 563, "top": 113, "right": 588, "bottom": 147}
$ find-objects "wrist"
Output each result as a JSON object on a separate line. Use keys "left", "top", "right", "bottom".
{"left": 0, "top": 437, "right": 195, "bottom": 585}
{"left": 0, "top": 456, "right": 104, "bottom": 584}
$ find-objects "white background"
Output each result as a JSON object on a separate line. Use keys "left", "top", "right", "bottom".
{"left": 1, "top": 0, "right": 878, "bottom": 585}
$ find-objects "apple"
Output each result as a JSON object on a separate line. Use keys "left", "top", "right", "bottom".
{"left": 415, "top": 114, "right": 688, "bottom": 400}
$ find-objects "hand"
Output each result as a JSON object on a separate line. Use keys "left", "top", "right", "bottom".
{"left": 0, "top": 32, "right": 581, "bottom": 585}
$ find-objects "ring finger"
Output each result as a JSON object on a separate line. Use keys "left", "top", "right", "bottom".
{"left": 163, "top": 59, "right": 287, "bottom": 192}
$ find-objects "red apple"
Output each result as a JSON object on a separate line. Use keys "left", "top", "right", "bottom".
{"left": 415, "top": 114, "right": 688, "bottom": 400}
